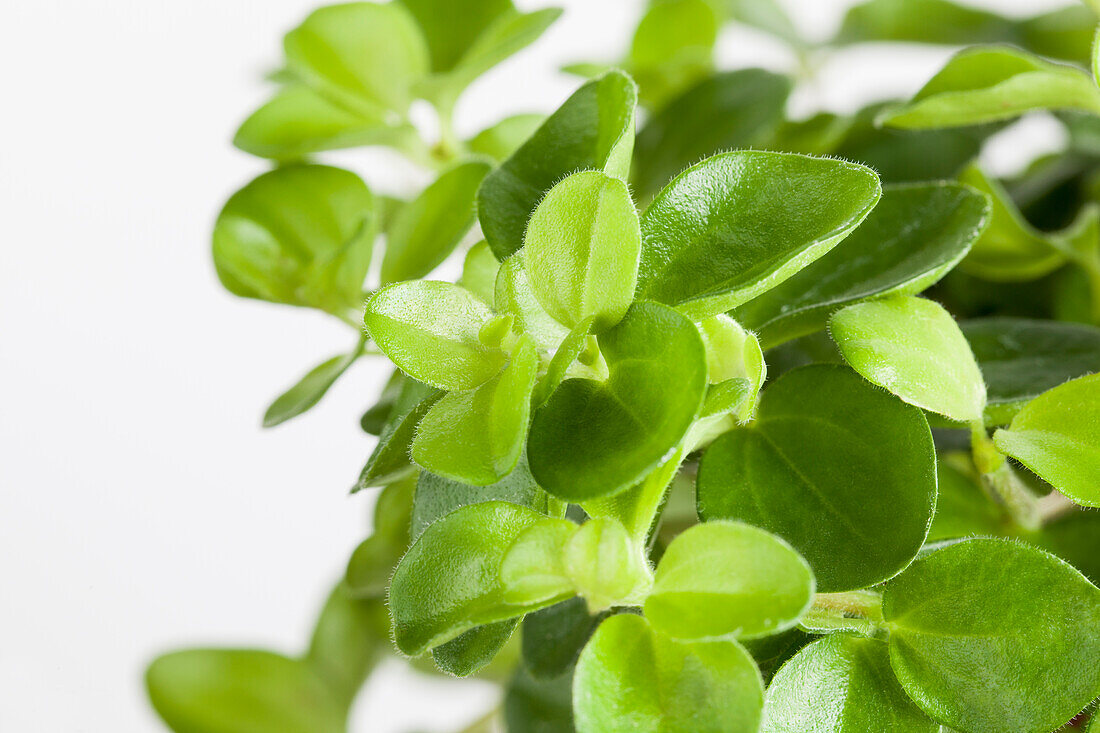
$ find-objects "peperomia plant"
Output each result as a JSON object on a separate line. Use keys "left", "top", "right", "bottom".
{"left": 147, "top": 1, "right": 1100, "bottom": 731}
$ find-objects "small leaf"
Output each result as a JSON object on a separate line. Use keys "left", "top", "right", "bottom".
{"left": 696, "top": 314, "right": 765, "bottom": 391}
{"left": 500, "top": 518, "right": 577, "bottom": 606}
{"left": 305, "top": 584, "right": 389, "bottom": 705}
{"left": 522, "top": 598, "right": 604, "bottom": 679}
{"left": 524, "top": 170, "right": 640, "bottom": 332}
{"left": 146, "top": 650, "right": 345, "bottom": 733}
{"left": 412, "top": 334, "right": 539, "bottom": 485}
{"left": 263, "top": 339, "right": 365, "bottom": 427}
{"left": 468, "top": 113, "right": 546, "bottom": 161}
{"left": 354, "top": 379, "right": 440, "bottom": 490}
{"left": 494, "top": 255, "right": 571, "bottom": 348}
{"left": 734, "top": 182, "right": 989, "bottom": 349}
{"left": 364, "top": 280, "right": 506, "bottom": 390}
{"left": 697, "top": 365, "right": 936, "bottom": 592}
{"left": 633, "top": 69, "right": 791, "bottom": 197}
{"left": 762, "top": 634, "right": 937, "bottom": 733}
{"left": 627, "top": 0, "right": 718, "bottom": 109}
{"left": 562, "top": 518, "right": 652, "bottom": 612}
{"left": 645, "top": 521, "right": 814, "bottom": 640}
{"left": 881, "top": 46, "right": 1100, "bottom": 129}
{"left": 213, "top": 165, "right": 375, "bottom": 316}
{"left": 527, "top": 301, "right": 707, "bottom": 501}
{"left": 573, "top": 613, "right": 764, "bottom": 733}
{"left": 381, "top": 160, "right": 491, "bottom": 284}
{"left": 724, "top": 0, "right": 802, "bottom": 47}
{"left": 993, "top": 374, "right": 1100, "bottom": 507}
{"left": 283, "top": 2, "right": 429, "bottom": 115}
{"left": 829, "top": 295, "right": 987, "bottom": 422}
{"left": 835, "top": 0, "right": 1015, "bottom": 47}
{"left": 431, "top": 619, "right": 518, "bottom": 677}
{"left": 478, "top": 71, "right": 637, "bottom": 260}
{"left": 461, "top": 240, "right": 501, "bottom": 305}
{"left": 388, "top": 501, "right": 563, "bottom": 655}
{"left": 398, "top": 0, "right": 514, "bottom": 73}
{"left": 883, "top": 538, "right": 1100, "bottom": 733}
{"left": 359, "top": 370, "right": 404, "bottom": 435}
{"left": 636, "top": 151, "right": 882, "bottom": 320}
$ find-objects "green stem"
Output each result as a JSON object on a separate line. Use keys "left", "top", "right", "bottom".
{"left": 803, "top": 590, "right": 887, "bottom": 638}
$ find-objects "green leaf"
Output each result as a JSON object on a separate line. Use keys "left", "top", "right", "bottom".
{"left": 500, "top": 518, "right": 578, "bottom": 605}
{"left": 829, "top": 296, "right": 987, "bottom": 422}
{"left": 522, "top": 598, "right": 604, "bottom": 679}
{"left": 881, "top": 46, "right": 1100, "bottom": 129}
{"left": 213, "top": 164, "right": 376, "bottom": 316}
{"left": 504, "top": 665, "right": 575, "bottom": 733}
{"left": 769, "top": 112, "right": 853, "bottom": 157}
{"left": 524, "top": 170, "right": 640, "bottom": 332}
{"left": 409, "top": 457, "right": 561, "bottom": 541}
{"left": 1036, "top": 511, "right": 1100, "bottom": 586}
{"left": 734, "top": 183, "right": 989, "bottom": 349}
{"left": 431, "top": 619, "right": 518, "bottom": 677}
{"left": 364, "top": 280, "right": 506, "bottom": 390}
{"left": 233, "top": 86, "right": 419, "bottom": 160}
{"left": 762, "top": 634, "right": 937, "bottom": 733}
{"left": 696, "top": 314, "right": 765, "bottom": 394}
{"left": 562, "top": 518, "right": 652, "bottom": 612}
{"left": 527, "top": 301, "right": 707, "bottom": 501}
{"left": 398, "top": 0, "right": 513, "bottom": 73}
{"left": 478, "top": 71, "right": 637, "bottom": 260}
{"left": 467, "top": 113, "right": 545, "bottom": 161}
{"left": 354, "top": 379, "right": 440, "bottom": 490}
{"left": 835, "top": 0, "right": 1015, "bottom": 47}
{"left": 305, "top": 584, "right": 389, "bottom": 705}
{"left": 961, "top": 317, "right": 1100, "bottom": 424}
{"left": 381, "top": 160, "right": 491, "bottom": 284}
{"left": 697, "top": 365, "right": 937, "bottom": 592}
{"left": 461, "top": 240, "right": 501, "bottom": 305}
{"left": 633, "top": 69, "right": 792, "bottom": 198}
{"left": 389, "top": 501, "right": 563, "bottom": 655}
{"left": 723, "top": 0, "right": 802, "bottom": 47}
{"left": 263, "top": 338, "right": 365, "bottom": 427}
{"left": 927, "top": 459, "right": 1006, "bottom": 542}
{"left": 636, "top": 151, "right": 882, "bottom": 320}
{"left": 955, "top": 164, "right": 1065, "bottom": 281}
{"left": 346, "top": 473, "right": 416, "bottom": 596}
{"left": 993, "top": 374, "right": 1100, "bottom": 507}
{"left": 883, "top": 538, "right": 1100, "bottom": 733}
{"left": 146, "top": 650, "right": 345, "bottom": 733}
{"left": 645, "top": 521, "right": 814, "bottom": 640}
{"left": 359, "top": 370, "right": 404, "bottom": 435}
{"left": 627, "top": 0, "right": 718, "bottom": 109}
{"left": 573, "top": 613, "right": 764, "bottom": 733}
{"left": 494, "top": 255, "right": 571, "bottom": 348}
{"left": 742, "top": 628, "right": 812, "bottom": 685}
{"left": 283, "top": 2, "right": 429, "bottom": 115}
{"left": 412, "top": 334, "right": 539, "bottom": 485}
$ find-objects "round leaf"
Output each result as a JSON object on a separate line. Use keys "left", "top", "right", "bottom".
{"left": 562, "top": 518, "right": 651, "bottom": 612}
{"left": 645, "top": 521, "right": 814, "bottom": 640}
{"left": 883, "top": 538, "right": 1100, "bottom": 733}
{"left": 697, "top": 365, "right": 936, "bottom": 591}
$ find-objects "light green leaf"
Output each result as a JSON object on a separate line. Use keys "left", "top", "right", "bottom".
{"left": 381, "top": 160, "right": 491, "bottom": 284}
{"left": 494, "top": 255, "right": 571, "bottom": 347}
{"left": 627, "top": 0, "right": 718, "bottom": 109}
{"left": 354, "top": 379, "right": 439, "bottom": 490}
{"left": 734, "top": 183, "right": 989, "bottom": 349}
{"left": 881, "top": 46, "right": 1100, "bottom": 129}
{"left": 389, "top": 501, "right": 563, "bottom": 655}
{"left": 213, "top": 165, "right": 375, "bottom": 317}
{"left": 829, "top": 296, "right": 987, "bottom": 422}
{"left": 762, "top": 634, "right": 937, "bottom": 733}
{"left": 146, "top": 650, "right": 345, "bottom": 733}
{"left": 723, "top": 0, "right": 802, "bottom": 46}
{"left": 524, "top": 170, "right": 640, "bottom": 332}
{"left": 562, "top": 518, "right": 652, "bottom": 612}
{"left": 697, "top": 365, "right": 937, "bottom": 592}
{"left": 645, "top": 521, "right": 814, "bottom": 640}
{"left": 835, "top": 0, "right": 1015, "bottom": 47}
{"left": 993, "top": 374, "right": 1100, "bottom": 507}
{"left": 883, "top": 538, "right": 1100, "bottom": 733}
{"left": 346, "top": 474, "right": 416, "bottom": 596}
{"left": 233, "top": 86, "right": 419, "bottom": 160}
{"left": 398, "top": 0, "right": 513, "bottom": 73}
{"left": 461, "top": 240, "right": 501, "bottom": 305}
{"left": 696, "top": 314, "right": 765, "bottom": 389}
{"left": 956, "top": 164, "right": 1065, "bottom": 281}
{"left": 467, "top": 114, "right": 545, "bottom": 161}
{"left": 364, "top": 280, "right": 506, "bottom": 390}
{"left": 527, "top": 301, "right": 707, "bottom": 501}
{"left": 573, "top": 613, "right": 764, "bottom": 733}
{"left": 532, "top": 319, "right": 602, "bottom": 408}
{"left": 961, "top": 317, "right": 1100, "bottom": 424}
{"left": 478, "top": 71, "right": 637, "bottom": 260}
{"left": 633, "top": 69, "right": 791, "bottom": 198}
{"left": 263, "top": 338, "right": 365, "bottom": 427}
{"left": 636, "top": 151, "right": 882, "bottom": 320}
{"left": 500, "top": 518, "right": 577, "bottom": 605}
{"left": 283, "top": 2, "right": 429, "bottom": 115}
{"left": 305, "top": 584, "right": 389, "bottom": 705}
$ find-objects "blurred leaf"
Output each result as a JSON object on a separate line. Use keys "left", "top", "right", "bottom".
{"left": 467, "top": 114, "right": 545, "bottom": 161}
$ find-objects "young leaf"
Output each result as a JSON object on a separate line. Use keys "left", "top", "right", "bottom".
{"left": 627, "top": 0, "right": 718, "bottom": 110}
{"left": 829, "top": 295, "right": 988, "bottom": 422}
{"left": 734, "top": 183, "right": 990, "bottom": 349}
{"left": 305, "top": 584, "right": 389, "bottom": 705}
{"left": 993, "top": 374, "right": 1100, "bottom": 507}
{"left": 523, "top": 170, "right": 640, "bottom": 332}
{"left": 381, "top": 160, "right": 491, "bottom": 284}
{"left": 495, "top": 255, "right": 571, "bottom": 348}
{"left": 762, "top": 635, "right": 937, "bottom": 733}
{"left": 213, "top": 165, "right": 375, "bottom": 316}
{"left": 478, "top": 71, "right": 637, "bottom": 259}
{"left": 467, "top": 113, "right": 545, "bottom": 162}
{"left": 461, "top": 240, "right": 501, "bottom": 305}
{"left": 573, "top": 613, "right": 764, "bottom": 733}
{"left": 345, "top": 474, "right": 416, "bottom": 597}
{"left": 527, "top": 301, "right": 707, "bottom": 501}
{"left": 645, "top": 521, "right": 814, "bottom": 640}
{"left": 411, "top": 334, "right": 539, "bottom": 485}
{"left": 500, "top": 518, "right": 578, "bottom": 605}
{"left": 146, "top": 650, "right": 345, "bottom": 733}
{"left": 364, "top": 280, "right": 506, "bottom": 390}
{"left": 881, "top": 46, "right": 1100, "bottom": 129}
{"left": 695, "top": 315, "right": 766, "bottom": 413}
{"left": 234, "top": 86, "right": 419, "bottom": 160}
{"left": 388, "top": 501, "right": 562, "bottom": 655}
{"left": 883, "top": 538, "right": 1100, "bottom": 733}
{"left": 697, "top": 365, "right": 937, "bottom": 592}
{"left": 263, "top": 338, "right": 365, "bottom": 427}
{"left": 283, "top": 2, "right": 429, "bottom": 115}
{"left": 633, "top": 69, "right": 792, "bottom": 198}
{"left": 354, "top": 380, "right": 440, "bottom": 490}
{"left": 562, "top": 518, "right": 652, "bottom": 612}
{"left": 956, "top": 164, "right": 1065, "bottom": 281}
{"left": 522, "top": 598, "right": 604, "bottom": 679}
{"left": 636, "top": 151, "right": 882, "bottom": 320}
{"left": 961, "top": 317, "right": 1100, "bottom": 424}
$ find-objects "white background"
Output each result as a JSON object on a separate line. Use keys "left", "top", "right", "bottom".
{"left": 0, "top": 0, "right": 1068, "bottom": 730}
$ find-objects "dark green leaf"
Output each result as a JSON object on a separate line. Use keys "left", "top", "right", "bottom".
{"left": 927, "top": 459, "right": 1006, "bottom": 542}
{"left": 359, "top": 370, "right": 404, "bottom": 435}
{"left": 398, "top": 0, "right": 513, "bottom": 73}
{"left": 504, "top": 664, "right": 574, "bottom": 733}
{"left": 431, "top": 619, "right": 518, "bottom": 677}
{"left": 263, "top": 338, "right": 365, "bottom": 427}
{"left": 354, "top": 380, "right": 440, "bottom": 490}
{"left": 522, "top": 598, "right": 603, "bottom": 679}
{"left": 345, "top": 473, "right": 416, "bottom": 596}
{"left": 1036, "top": 511, "right": 1100, "bottom": 585}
